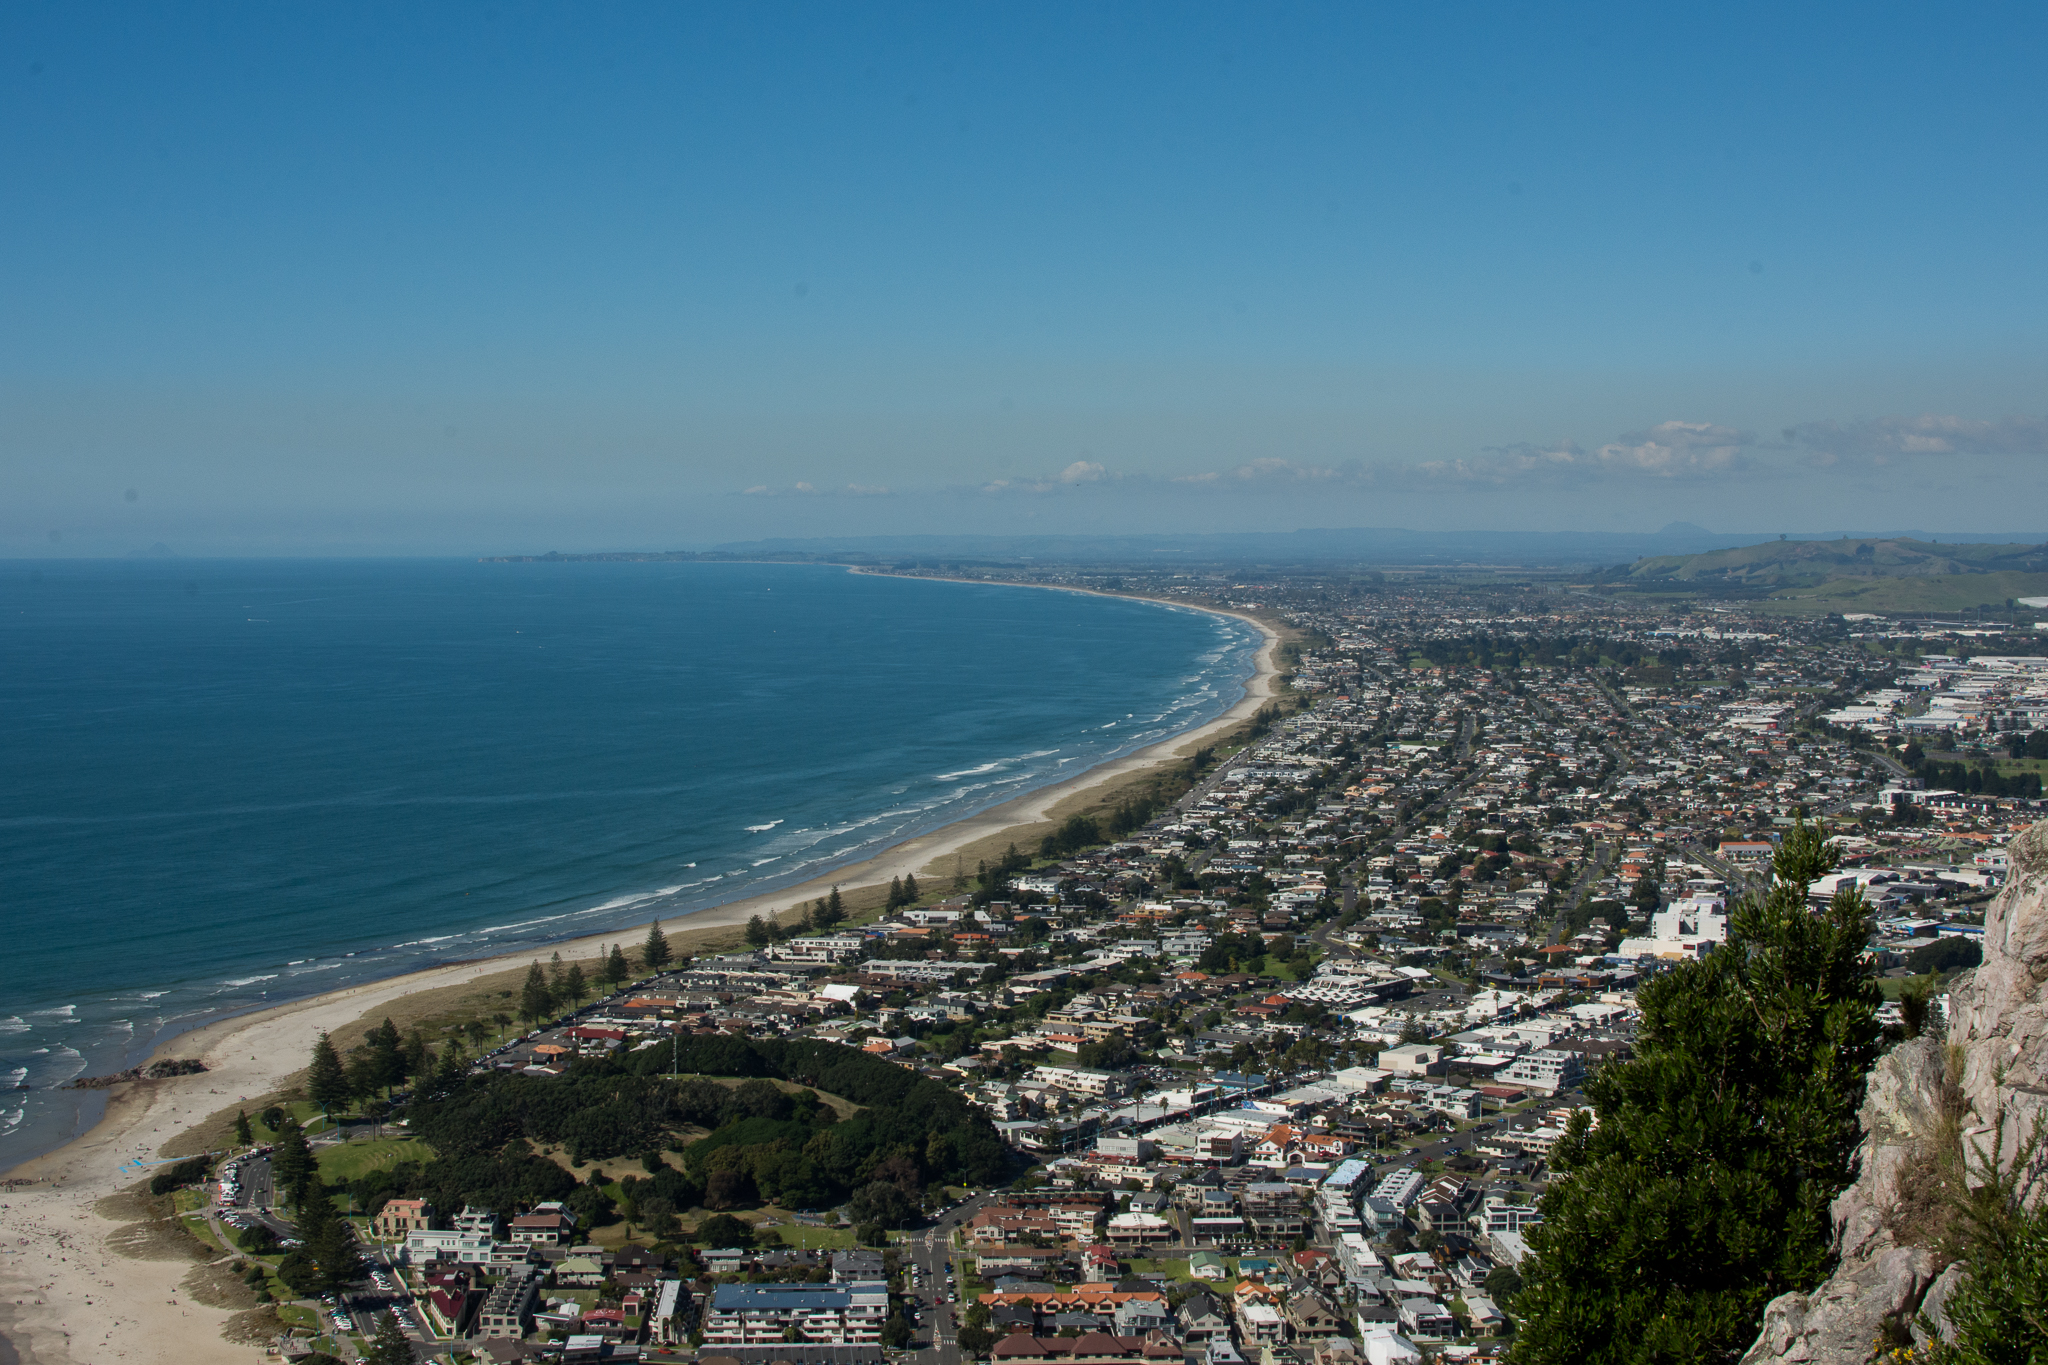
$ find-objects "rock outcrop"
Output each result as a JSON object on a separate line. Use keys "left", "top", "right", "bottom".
{"left": 1740, "top": 819, "right": 2048, "bottom": 1363}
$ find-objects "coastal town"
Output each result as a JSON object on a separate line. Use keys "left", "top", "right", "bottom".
{"left": 127, "top": 582, "right": 2046, "bottom": 1364}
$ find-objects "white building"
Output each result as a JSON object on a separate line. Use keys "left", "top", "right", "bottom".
{"left": 1501, "top": 1049, "right": 1584, "bottom": 1095}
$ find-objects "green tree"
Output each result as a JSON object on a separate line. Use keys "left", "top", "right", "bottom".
{"left": 744, "top": 914, "right": 771, "bottom": 948}
{"left": 298, "top": 1188, "right": 366, "bottom": 1296}
{"left": 364, "top": 1017, "right": 404, "bottom": 1094}
{"left": 520, "top": 962, "right": 554, "bottom": 1026}
{"left": 887, "top": 876, "right": 907, "bottom": 909}
{"left": 605, "top": 943, "right": 630, "bottom": 989}
{"left": 562, "top": 960, "right": 587, "bottom": 1006}
{"left": 271, "top": 1116, "right": 314, "bottom": 1210}
{"left": 400, "top": 1028, "right": 431, "bottom": 1086}
{"left": 234, "top": 1109, "right": 253, "bottom": 1146}
{"left": 958, "top": 1324, "right": 996, "bottom": 1356}
{"left": 644, "top": 919, "right": 672, "bottom": 972}
{"left": 1508, "top": 822, "right": 1881, "bottom": 1365}
{"left": 902, "top": 872, "right": 918, "bottom": 903}
{"left": 694, "top": 1212, "right": 753, "bottom": 1248}
{"left": 306, "top": 1032, "right": 352, "bottom": 1116}
{"left": 365, "top": 1310, "right": 412, "bottom": 1365}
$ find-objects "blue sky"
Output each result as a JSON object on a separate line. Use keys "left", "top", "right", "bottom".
{"left": 5, "top": 2, "right": 2047, "bottom": 554}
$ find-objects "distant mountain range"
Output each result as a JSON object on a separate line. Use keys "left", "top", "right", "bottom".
{"left": 693, "top": 526, "right": 2048, "bottom": 568}
{"left": 1604, "top": 537, "right": 2048, "bottom": 587}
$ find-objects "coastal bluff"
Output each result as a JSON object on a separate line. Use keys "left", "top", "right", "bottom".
{"left": 1741, "top": 817, "right": 2048, "bottom": 1363}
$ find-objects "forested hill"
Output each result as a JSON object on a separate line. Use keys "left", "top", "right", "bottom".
{"left": 353, "top": 1036, "right": 1008, "bottom": 1233}
{"left": 1601, "top": 537, "right": 2048, "bottom": 588}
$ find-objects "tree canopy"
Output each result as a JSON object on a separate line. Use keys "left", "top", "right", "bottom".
{"left": 1508, "top": 822, "right": 1882, "bottom": 1365}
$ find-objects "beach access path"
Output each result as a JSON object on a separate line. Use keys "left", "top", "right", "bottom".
{"left": 0, "top": 593, "right": 1278, "bottom": 1364}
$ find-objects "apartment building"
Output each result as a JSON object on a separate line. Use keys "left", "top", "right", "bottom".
{"left": 701, "top": 1283, "right": 889, "bottom": 1345}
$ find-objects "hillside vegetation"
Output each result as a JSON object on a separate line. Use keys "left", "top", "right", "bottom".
{"left": 1604, "top": 537, "right": 2048, "bottom": 588}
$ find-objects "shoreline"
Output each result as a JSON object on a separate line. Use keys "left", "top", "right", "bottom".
{"left": 0, "top": 581, "right": 1282, "bottom": 1365}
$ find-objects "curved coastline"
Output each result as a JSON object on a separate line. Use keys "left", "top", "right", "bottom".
{"left": 0, "top": 583, "right": 1280, "bottom": 1365}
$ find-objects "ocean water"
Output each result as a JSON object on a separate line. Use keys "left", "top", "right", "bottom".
{"left": 0, "top": 558, "right": 1257, "bottom": 1169}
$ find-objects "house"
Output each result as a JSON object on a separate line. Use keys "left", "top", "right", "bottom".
{"left": 1236, "top": 1300, "right": 1287, "bottom": 1347}
{"left": 555, "top": 1254, "right": 607, "bottom": 1287}
{"left": 990, "top": 1333, "right": 1185, "bottom": 1365}
{"left": 1284, "top": 1289, "right": 1346, "bottom": 1340}
{"left": 1461, "top": 1292, "right": 1505, "bottom": 1337}
{"left": 1188, "top": 1252, "right": 1228, "bottom": 1282}
{"left": 971, "top": 1207, "right": 1062, "bottom": 1246}
{"left": 373, "top": 1198, "right": 434, "bottom": 1240}
{"left": 510, "top": 1208, "right": 575, "bottom": 1246}
{"left": 1104, "top": 1213, "right": 1174, "bottom": 1248}
{"left": 1178, "top": 1291, "right": 1232, "bottom": 1342}
{"left": 1395, "top": 1298, "right": 1453, "bottom": 1341}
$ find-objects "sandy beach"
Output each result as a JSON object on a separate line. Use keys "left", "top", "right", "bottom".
{"left": 0, "top": 586, "right": 1280, "bottom": 1364}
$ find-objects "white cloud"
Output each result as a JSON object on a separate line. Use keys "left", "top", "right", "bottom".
{"left": 1058, "top": 460, "right": 1106, "bottom": 484}
{"left": 1785, "top": 414, "right": 2048, "bottom": 461}
{"left": 738, "top": 481, "right": 891, "bottom": 497}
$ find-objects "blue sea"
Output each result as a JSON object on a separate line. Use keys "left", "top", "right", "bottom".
{"left": 0, "top": 558, "right": 1257, "bottom": 1169}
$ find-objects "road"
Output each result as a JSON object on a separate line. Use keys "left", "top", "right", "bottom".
{"left": 902, "top": 1192, "right": 996, "bottom": 1365}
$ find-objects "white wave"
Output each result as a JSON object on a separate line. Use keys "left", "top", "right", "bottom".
{"left": 221, "top": 975, "right": 279, "bottom": 987}
{"left": 29, "top": 1005, "right": 76, "bottom": 1019}
{"left": 138, "top": 990, "right": 170, "bottom": 999}
{"left": 0, "top": 1017, "right": 28, "bottom": 1034}
{"left": 751, "top": 857, "right": 781, "bottom": 867}
{"left": 1100, "top": 722, "right": 1117, "bottom": 729}
{"left": 935, "top": 761, "right": 1004, "bottom": 781}
{"left": 744, "top": 819, "right": 784, "bottom": 833}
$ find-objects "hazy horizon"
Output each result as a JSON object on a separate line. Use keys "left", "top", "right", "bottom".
{"left": 6, "top": 4, "right": 2046, "bottom": 556}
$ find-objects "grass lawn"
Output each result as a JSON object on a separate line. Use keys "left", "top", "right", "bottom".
{"left": 1878, "top": 972, "right": 1948, "bottom": 1001}
{"left": 772, "top": 1223, "right": 858, "bottom": 1250}
{"left": 315, "top": 1135, "right": 436, "bottom": 1182}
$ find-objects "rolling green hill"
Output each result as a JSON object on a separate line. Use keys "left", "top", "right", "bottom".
{"left": 1610, "top": 537, "right": 2048, "bottom": 588}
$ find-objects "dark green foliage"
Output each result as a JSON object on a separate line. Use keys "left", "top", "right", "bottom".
{"left": 519, "top": 963, "right": 554, "bottom": 1026}
{"left": 1040, "top": 814, "right": 1100, "bottom": 860}
{"left": 644, "top": 920, "right": 672, "bottom": 971}
{"left": 295, "top": 1187, "right": 366, "bottom": 1296}
{"left": 271, "top": 1116, "right": 315, "bottom": 1210}
{"left": 605, "top": 943, "right": 630, "bottom": 988}
{"left": 694, "top": 1212, "right": 753, "bottom": 1247}
{"left": 394, "top": 1034, "right": 1005, "bottom": 1222}
{"left": 234, "top": 1109, "right": 253, "bottom": 1145}
{"left": 365, "top": 1310, "right": 412, "bottom": 1365}
{"left": 1508, "top": 822, "right": 1882, "bottom": 1365}
{"left": 148, "top": 1155, "right": 213, "bottom": 1196}
{"left": 1075, "top": 1034, "right": 1138, "bottom": 1070}
{"left": 1905, "top": 936, "right": 1984, "bottom": 976}
{"left": 1926, "top": 1161, "right": 2048, "bottom": 1361}
{"left": 307, "top": 1032, "right": 352, "bottom": 1113}
{"left": 745, "top": 914, "right": 771, "bottom": 947}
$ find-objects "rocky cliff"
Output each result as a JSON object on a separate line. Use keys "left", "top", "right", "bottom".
{"left": 1740, "top": 819, "right": 2048, "bottom": 1363}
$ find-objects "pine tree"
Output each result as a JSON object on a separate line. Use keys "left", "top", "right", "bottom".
{"left": 744, "top": 914, "right": 771, "bottom": 948}
{"left": 548, "top": 950, "right": 565, "bottom": 989}
{"left": 271, "top": 1115, "right": 314, "bottom": 1210}
{"left": 400, "top": 1028, "right": 430, "bottom": 1086}
{"left": 828, "top": 886, "right": 844, "bottom": 921}
{"left": 298, "top": 1186, "right": 365, "bottom": 1296}
{"left": 1508, "top": 822, "right": 1882, "bottom": 1365}
{"left": 519, "top": 962, "right": 554, "bottom": 1026}
{"left": 306, "top": 1032, "right": 352, "bottom": 1116}
{"left": 887, "top": 876, "right": 905, "bottom": 909}
{"left": 562, "top": 960, "right": 586, "bottom": 1006}
{"left": 366, "top": 1017, "right": 404, "bottom": 1094}
{"left": 902, "top": 873, "right": 918, "bottom": 903}
{"left": 365, "top": 1309, "right": 413, "bottom": 1365}
{"left": 644, "top": 919, "right": 672, "bottom": 972}
{"left": 606, "top": 943, "right": 630, "bottom": 988}
{"left": 234, "top": 1109, "right": 253, "bottom": 1146}
{"left": 813, "top": 894, "right": 843, "bottom": 931}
